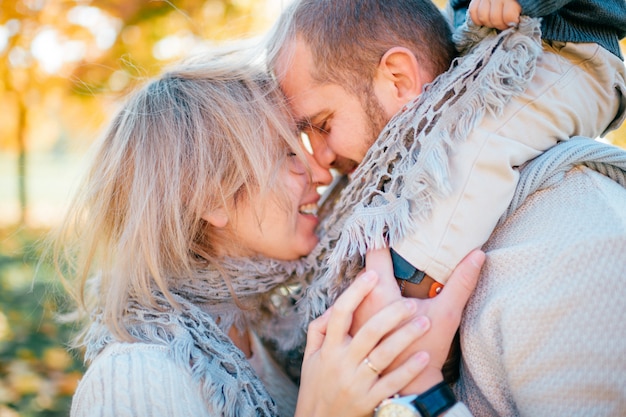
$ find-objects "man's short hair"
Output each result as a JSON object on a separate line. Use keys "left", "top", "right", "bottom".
{"left": 268, "top": 0, "right": 457, "bottom": 96}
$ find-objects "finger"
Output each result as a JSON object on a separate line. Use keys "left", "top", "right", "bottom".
{"left": 502, "top": 0, "right": 522, "bottom": 27}
{"left": 468, "top": 0, "right": 479, "bottom": 24}
{"left": 365, "top": 248, "right": 397, "bottom": 289}
{"left": 370, "top": 352, "right": 430, "bottom": 406}
{"left": 365, "top": 248, "right": 401, "bottom": 302}
{"left": 489, "top": 0, "right": 508, "bottom": 30}
{"left": 303, "top": 307, "right": 332, "bottom": 361}
{"left": 470, "top": 0, "right": 489, "bottom": 26}
{"left": 324, "top": 271, "right": 378, "bottom": 346}
{"left": 366, "top": 315, "right": 431, "bottom": 374}
{"left": 365, "top": 248, "right": 393, "bottom": 276}
{"left": 438, "top": 250, "right": 485, "bottom": 313}
{"left": 350, "top": 298, "right": 418, "bottom": 360}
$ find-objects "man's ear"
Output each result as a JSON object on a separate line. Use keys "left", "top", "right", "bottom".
{"left": 373, "top": 47, "right": 425, "bottom": 114}
{"left": 201, "top": 208, "right": 229, "bottom": 228}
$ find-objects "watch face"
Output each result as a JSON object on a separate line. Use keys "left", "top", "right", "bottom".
{"left": 374, "top": 400, "right": 420, "bottom": 417}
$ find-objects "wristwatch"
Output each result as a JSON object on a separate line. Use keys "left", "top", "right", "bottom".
{"left": 374, "top": 382, "right": 457, "bottom": 417}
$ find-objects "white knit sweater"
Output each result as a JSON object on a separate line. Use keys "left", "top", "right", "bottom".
{"left": 70, "top": 334, "right": 298, "bottom": 417}
{"left": 449, "top": 164, "right": 626, "bottom": 416}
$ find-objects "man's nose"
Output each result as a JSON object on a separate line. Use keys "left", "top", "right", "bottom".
{"left": 305, "top": 151, "right": 332, "bottom": 186}
{"left": 308, "top": 133, "right": 336, "bottom": 170}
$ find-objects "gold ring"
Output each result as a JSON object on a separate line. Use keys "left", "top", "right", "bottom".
{"left": 363, "top": 357, "right": 380, "bottom": 375}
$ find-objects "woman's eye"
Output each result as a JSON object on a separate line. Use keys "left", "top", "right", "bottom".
{"left": 286, "top": 152, "right": 306, "bottom": 174}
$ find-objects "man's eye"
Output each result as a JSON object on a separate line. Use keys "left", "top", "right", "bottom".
{"left": 314, "top": 121, "right": 329, "bottom": 133}
{"left": 297, "top": 119, "right": 329, "bottom": 135}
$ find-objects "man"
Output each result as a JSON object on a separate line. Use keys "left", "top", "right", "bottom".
{"left": 267, "top": 0, "right": 626, "bottom": 416}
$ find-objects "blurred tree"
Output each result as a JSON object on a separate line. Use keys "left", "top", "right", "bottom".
{"left": 0, "top": 0, "right": 282, "bottom": 226}
{"left": 1, "top": 3, "right": 286, "bottom": 414}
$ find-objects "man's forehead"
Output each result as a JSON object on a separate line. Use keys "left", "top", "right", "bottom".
{"left": 275, "top": 38, "right": 312, "bottom": 84}
{"left": 277, "top": 51, "right": 325, "bottom": 119}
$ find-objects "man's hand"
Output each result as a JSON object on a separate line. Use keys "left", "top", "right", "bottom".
{"left": 354, "top": 248, "right": 485, "bottom": 394}
{"left": 469, "top": 0, "right": 522, "bottom": 30}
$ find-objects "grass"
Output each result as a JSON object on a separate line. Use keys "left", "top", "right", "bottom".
{"left": 0, "top": 226, "right": 85, "bottom": 417}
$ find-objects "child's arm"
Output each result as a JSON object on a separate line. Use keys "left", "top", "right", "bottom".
{"left": 468, "top": 0, "right": 522, "bottom": 30}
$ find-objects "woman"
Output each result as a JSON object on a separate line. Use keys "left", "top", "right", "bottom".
{"left": 51, "top": 51, "right": 433, "bottom": 417}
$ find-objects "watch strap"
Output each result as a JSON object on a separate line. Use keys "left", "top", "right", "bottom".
{"left": 411, "top": 382, "right": 457, "bottom": 417}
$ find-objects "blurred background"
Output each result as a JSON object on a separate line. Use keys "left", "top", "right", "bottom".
{"left": 0, "top": 0, "right": 624, "bottom": 415}
{"left": 0, "top": 1, "right": 290, "bottom": 415}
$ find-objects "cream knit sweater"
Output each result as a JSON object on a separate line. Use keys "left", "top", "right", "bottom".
{"left": 70, "top": 333, "right": 298, "bottom": 417}
{"left": 450, "top": 164, "right": 626, "bottom": 416}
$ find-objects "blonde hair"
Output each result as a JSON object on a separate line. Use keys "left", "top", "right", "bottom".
{"left": 51, "top": 48, "right": 306, "bottom": 341}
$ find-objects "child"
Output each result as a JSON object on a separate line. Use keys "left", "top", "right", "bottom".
{"left": 392, "top": 0, "right": 626, "bottom": 291}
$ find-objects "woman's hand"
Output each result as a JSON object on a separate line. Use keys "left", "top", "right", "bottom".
{"left": 294, "top": 271, "right": 433, "bottom": 417}
{"left": 357, "top": 248, "right": 486, "bottom": 394}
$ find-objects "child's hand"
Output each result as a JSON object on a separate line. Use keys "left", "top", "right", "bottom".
{"left": 468, "top": 0, "right": 522, "bottom": 30}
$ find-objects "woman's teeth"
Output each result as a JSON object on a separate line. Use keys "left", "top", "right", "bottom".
{"left": 298, "top": 203, "right": 318, "bottom": 215}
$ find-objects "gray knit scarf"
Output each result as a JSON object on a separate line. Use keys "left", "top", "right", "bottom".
{"left": 80, "top": 17, "right": 551, "bottom": 417}
{"left": 293, "top": 17, "right": 544, "bottom": 332}
{"left": 290, "top": 15, "right": 626, "bottom": 347}
{"left": 82, "top": 257, "right": 306, "bottom": 417}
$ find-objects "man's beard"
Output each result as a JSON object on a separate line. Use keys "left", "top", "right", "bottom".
{"left": 331, "top": 86, "right": 389, "bottom": 175}
{"left": 362, "top": 88, "right": 390, "bottom": 151}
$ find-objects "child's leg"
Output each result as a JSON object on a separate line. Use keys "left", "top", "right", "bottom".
{"left": 393, "top": 42, "right": 626, "bottom": 284}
